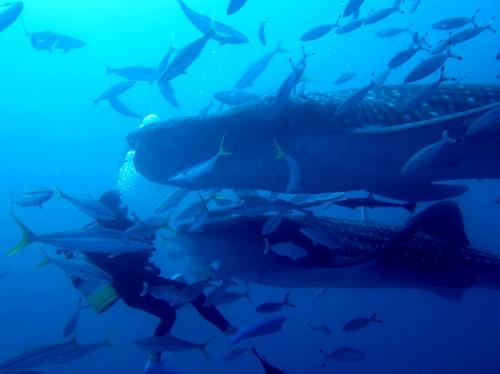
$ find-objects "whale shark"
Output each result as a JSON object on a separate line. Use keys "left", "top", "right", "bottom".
{"left": 168, "top": 202, "right": 500, "bottom": 301}
{"left": 127, "top": 84, "right": 500, "bottom": 201}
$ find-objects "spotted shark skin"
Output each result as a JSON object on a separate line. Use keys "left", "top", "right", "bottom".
{"left": 127, "top": 84, "right": 500, "bottom": 201}
{"left": 169, "top": 203, "right": 500, "bottom": 300}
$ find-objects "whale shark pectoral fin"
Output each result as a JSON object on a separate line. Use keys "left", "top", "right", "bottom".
{"left": 370, "top": 183, "right": 469, "bottom": 202}
{"left": 402, "top": 201, "right": 470, "bottom": 246}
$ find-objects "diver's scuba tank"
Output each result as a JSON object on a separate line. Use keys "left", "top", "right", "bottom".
{"left": 75, "top": 279, "right": 119, "bottom": 314}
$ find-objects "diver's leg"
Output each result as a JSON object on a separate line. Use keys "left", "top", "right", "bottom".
{"left": 191, "top": 293, "right": 233, "bottom": 333}
{"left": 122, "top": 293, "right": 177, "bottom": 336}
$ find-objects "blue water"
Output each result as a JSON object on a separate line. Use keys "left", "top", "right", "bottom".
{"left": 1, "top": 0, "right": 500, "bottom": 373}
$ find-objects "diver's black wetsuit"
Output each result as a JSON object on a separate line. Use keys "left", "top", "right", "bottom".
{"left": 83, "top": 210, "right": 230, "bottom": 337}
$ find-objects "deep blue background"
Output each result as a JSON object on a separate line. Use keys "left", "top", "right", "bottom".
{"left": 1, "top": 0, "right": 499, "bottom": 373}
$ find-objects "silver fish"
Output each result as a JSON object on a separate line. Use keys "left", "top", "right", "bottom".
{"left": 466, "top": 103, "right": 500, "bottom": 136}
{"left": 404, "top": 49, "right": 461, "bottom": 83}
{"left": 108, "top": 96, "right": 142, "bottom": 120}
{"left": 307, "top": 323, "right": 332, "bottom": 336}
{"left": 235, "top": 42, "right": 284, "bottom": 91}
{"left": 12, "top": 189, "right": 53, "bottom": 208}
{"left": 229, "top": 316, "right": 287, "bottom": 345}
{"left": 0, "top": 1, "right": 23, "bottom": 32}
{"left": 134, "top": 335, "right": 214, "bottom": 358}
{"left": 106, "top": 65, "right": 156, "bottom": 82}
{"left": 168, "top": 135, "right": 232, "bottom": 186}
{"left": 320, "top": 346, "right": 366, "bottom": 367}
{"left": 264, "top": 239, "right": 308, "bottom": 261}
{"left": 89, "top": 81, "right": 135, "bottom": 108}
{"left": 227, "top": 0, "right": 248, "bottom": 15}
{"left": 273, "top": 139, "right": 301, "bottom": 194}
{"left": 155, "top": 188, "right": 190, "bottom": 214}
{"left": 62, "top": 298, "right": 88, "bottom": 338}
{"left": 334, "top": 72, "right": 357, "bottom": 85}
{"left": 342, "top": 313, "right": 382, "bottom": 331}
{"left": 256, "top": 292, "right": 295, "bottom": 314}
{"left": 9, "top": 217, "right": 154, "bottom": 256}
{"left": 39, "top": 250, "right": 113, "bottom": 283}
{"left": 335, "top": 76, "right": 376, "bottom": 116}
{"left": 432, "top": 9, "right": 480, "bottom": 30}
{"left": 56, "top": 186, "right": 116, "bottom": 221}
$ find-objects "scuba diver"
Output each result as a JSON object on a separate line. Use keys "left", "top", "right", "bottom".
{"left": 70, "top": 190, "right": 236, "bottom": 372}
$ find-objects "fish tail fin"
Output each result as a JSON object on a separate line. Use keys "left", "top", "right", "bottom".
{"left": 70, "top": 335, "right": 79, "bottom": 347}
{"left": 272, "top": 138, "right": 285, "bottom": 160}
{"left": 406, "top": 202, "right": 417, "bottom": 213}
{"left": 102, "top": 335, "right": 113, "bottom": 348}
{"left": 275, "top": 41, "right": 288, "bottom": 54}
{"left": 199, "top": 336, "right": 216, "bottom": 361}
{"left": 319, "top": 349, "right": 330, "bottom": 368}
{"left": 54, "top": 184, "right": 65, "bottom": 200}
{"left": 471, "top": 9, "right": 480, "bottom": 26}
{"left": 19, "top": 15, "right": 30, "bottom": 37}
{"left": 37, "top": 249, "right": 52, "bottom": 268}
{"left": 371, "top": 313, "right": 383, "bottom": 323}
{"left": 218, "top": 133, "right": 232, "bottom": 156}
{"left": 105, "top": 65, "right": 113, "bottom": 75}
{"left": 284, "top": 292, "right": 295, "bottom": 307}
{"left": 245, "top": 287, "right": 253, "bottom": 303}
{"left": 84, "top": 97, "right": 99, "bottom": 109}
{"left": 140, "top": 281, "right": 149, "bottom": 297}
{"left": 8, "top": 215, "right": 37, "bottom": 256}
{"left": 487, "top": 17, "right": 496, "bottom": 33}
{"left": 264, "top": 238, "right": 270, "bottom": 254}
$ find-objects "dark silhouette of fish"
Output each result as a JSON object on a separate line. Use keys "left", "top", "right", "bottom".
{"left": 127, "top": 84, "right": 500, "bottom": 201}
{"left": 342, "top": 313, "right": 382, "bottom": 331}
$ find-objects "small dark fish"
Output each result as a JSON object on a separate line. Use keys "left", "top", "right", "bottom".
{"left": 259, "top": 19, "right": 269, "bottom": 46}
{"left": 108, "top": 96, "right": 142, "bottom": 119}
{"left": 320, "top": 346, "right": 366, "bottom": 367}
{"left": 402, "top": 130, "right": 462, "bottom": 174}
{"left": 335, "top": 75, "right": 376, "bottom": 116}
{"left": 404, "top": 67, "right": 456, "bottom": 110}
{"left": 497, "top": 51, "right": 500, "bottom": 60}
{"left": 300, "top": 226, "right": 342, "bottom": 249}
{"left": 432, "top": 9, "right": 480, "bottom": 30}
{"left": 106, "top": 65, "right": 156, "bottom": 82}
{"left": 135, "top": 335, "right": 214, "bottom": 359}
{"left": 273, "top": 139, "right": 301, "bottom": 193}
{"left": 388, "top": 45, "right": 422, "bottom": 69}
{"left": 308, "top": 323, "right": 332, "bottom": 336}
{"left": 235, "top": 41, "right": 285, "bottom": 90}
{"left": 53, "top": 34, "right": 86, "bottom": 53}
{"left": 223, "top": 347, "right": 250, "bottom": 361}
{"left": 12, "top": 189, "right": 53, "bottom": 208}
{"left": 275, "top": 49, "right": 310, "bottom": 111}
{"left": 466, "top": 103, "right": 500, "bottom": 136}
{"left": 336, "top": 18, "right": 364, "bottom": 35}
{"left": 229, "top": 316, "right": 287, "bottom": 345}
{"left": 160, "top": 30, "right": 214, "bottom": 82}
{"left": 334, "top": 72, "right": 357, "bottom": 85}
{"left": 334, "top": 196, "right": 416, "bottom": 212}
{"left": 265, "top": 239, "right": 308, "bottom": 261}
{"left": 300, "top": 23, "right": 337, "bottom": 42}
{"left": 178, "top": 0, "right": 248, "bottom": 45}
{"left": 256, "top": 292, "right": 295, "bottom": 314}
{"left": 89, "top": 81, "right": 136, "bottom": 108}
{"left": 314, "top": 287, "right": 328, "bottom": 298}
{"left": 375, "top": 27, "right": 411, "bottom": 38}
{"left": 448, "top": 19, "right": 496, "bottom": 44}
{"left": 62, "top": 298, "right": 88, "bottom": 338}
{"left": 0, "top": 1, "right": 23, "bottom": 33}
{"left": 342, "top": 313, "right": 382, "bottom": 332}
{"left": 157, "top": 43, "right": 177, "bottom": 78}
{"left": 158, "top": 80, "right": 180, "bottom": 108}
{"left": 404, "top": 49, "right": 462, "bottom": 83}
{"left": 344, "top": 0, "right": 365, "bottom": 18}
{"left": 363, "top": 0, "right": 403, "bottom": 25}
{"left": 407, "top": 0, "right": 422, "bottom": 13}
{"left": 251, "top": 347, "right": 286, "bottom": 374}
{"left": 155, "top": 188, "right": 190, "bottom": 214}
{"left": 227, "top": 0, "right": 248, "bottom": 15}
{"left": 214, "top": 90, "right": 260, "bottom": 106}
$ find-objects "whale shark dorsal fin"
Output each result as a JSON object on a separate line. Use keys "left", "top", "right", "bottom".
{"left": 406, "top": 201, "right": 470, "bottom": 246}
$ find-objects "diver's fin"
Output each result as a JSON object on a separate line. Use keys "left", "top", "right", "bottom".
{"left": 404, "top": 201, "right": 470, "bottom": 245}
{"left": 371, "top": 183, "right": 469, "bottom": 202}
{"left": 218, "top": 133, "right": 232, "bottom": 156}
